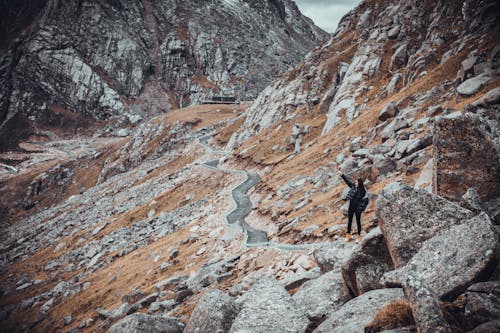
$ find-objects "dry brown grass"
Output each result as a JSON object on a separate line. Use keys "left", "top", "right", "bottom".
{"left": 215, "top": 116, "right": 246, "bottom": 145}
{"left": 365, "top": 300, "right": 415, "bottom": 333}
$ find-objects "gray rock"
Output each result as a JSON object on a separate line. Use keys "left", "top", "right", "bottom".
{"left": 341, "top": 227, "right": 394, "bottom": 296}
{"left": 230, "top": 277, "right": 308, "bottom": 333}
{"left": 390, "top": 44, "right": 408, "bottom": 69}
{"left": 373, "top": 158, "right": 397, "bottom": 178}
{"left": 174, "top": 288, "right": 193, "bottom": 303}
{"left": 460, "top": 188, "right": 484, "bottom": 213}
{"left": 433, "top": 113, "right": 499, "bottom": 205}
{"left": 98, "top": 303, "right": 131, "bottom": 320}
{"left": 471, "top": 87, "right": 500, "bottom": 107}
{"left": 107, "top": 313, "right": 183, "bottom": 333}
{"left": 458, "top": 281, "right": 500, "bottom": 330}
{"left": 184, "top": 289, "right": 239, "bottom": 333}
{"left": 403, "top": 271, "right": 452, "bottom": 333}
{"left": 282, "top": 267, "right": 321, "bottom": 291}
{"left": 292, "top": 271, "right": 351, "bottom": 320}
{"left": 381, "top": 117, "right": 409, "bottom": 141}
{"left": 467, "top": 320, "right": 500, "bottom": 333}
{"left": 379, "top": 102, "right": 398, "bottom": 122}
{"left": 154, "top": 275, "right": 189, "bottom": 291}
{"left": 117, "top": 129, "right": 132, "bottom": 137}
{"left": 394, "top": 213, "right": 497, "bottom": 300}
{"left": 388, "top": 25, "right": 401, "bottom": 39}
{"left": 377, "top": 182, "right": 474, "bottom": 267}
{"left": 314, "top": 288, "right": 405, "bottom": 333}
{"left": 457, "top": 74, "right": 491, "bottom": 95}
{"left": 313, "top": 242, "right": 357, "bottom": 273}
{"left": 40, "top": 297, "right": 55, "bottom": 314}
{"left": 63, "top": 315, "right": 73, "bottom": 325}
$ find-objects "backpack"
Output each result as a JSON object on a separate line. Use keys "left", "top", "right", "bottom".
{"left": 357, "top": 197, "right": 369, "bottom": 212}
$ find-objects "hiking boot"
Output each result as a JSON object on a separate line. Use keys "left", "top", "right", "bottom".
{"left": 344, "top": 233, "right": 351, "bottom": 242}
{"left": 355, "top": 234, "right": 361, "bottom": 243}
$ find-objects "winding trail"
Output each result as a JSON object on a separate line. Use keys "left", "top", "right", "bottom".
{"left": 198, "top": 134, "right": 349, "bottom": 250}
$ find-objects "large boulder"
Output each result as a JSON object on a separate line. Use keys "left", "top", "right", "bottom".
{"left": 433, "top": 113, "right": 499, "bottom": 204}
{"left": 313, "top": 242, "right": 357, "bottom": 273}
{"left": 184, "top": 289, "right": 239, "bottom": 333}
{"left": 467, "top": 320, "right": 500, "bottom": 333}
{"left": 313, "top": 288, "right": 405, "bottom": 333}
{"left": 341, "top": 227, "right": 394, "bottom": 296}
{"left": 403, "top": 271, "right": 452, "bottom": 333}
{"left": 229, "top": 277, "right": 308, "bottom": 333}
{"left": 292, "top": 271, "right": 351, "bottom": 321}
{"left": 107, "top": 313, "right": 183, "bottom": 333}
{"left": 390, "top": 213, "right": 498, "bottom": 301}
{"left": 377, "top": 182, "right": 474, "bottom": 267}
{"left": 457, "top": 281, "right": 500, "bottom": 331}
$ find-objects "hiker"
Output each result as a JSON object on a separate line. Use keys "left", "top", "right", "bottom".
{"left": 341, "top": 174, "right": 369, "bottom": 243}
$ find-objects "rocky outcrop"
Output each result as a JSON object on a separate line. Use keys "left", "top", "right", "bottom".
{"left": 433, "top": 113, "right": 499, "bottom": 206}
{"left": 341, "top": 227, "right": 393, "bottom": 296}
{"left": 107, "top": 313, "right": 183, "bottom": 333}
{"left": 313, "top": 288, "right": 405, "bottom": 333}
{"left": 184, "top": 289, "right": 239, "bottom": 333}
{"left": 227, "top": 0, "right": 500, "bottom": 149}
{"left": 0, "top": 0, "right": 327, "bottom": 151}
{"left": 377, "top": 182, "right": 474, "bottom": 267}
{"left": 387, "top": 213, "right": 497, "bottom": 301}
{"left": 229, "top": 277, "right": 308, "bottom": 333}
{"left": 292, "top": 271, "right": 351, "bottom": 321}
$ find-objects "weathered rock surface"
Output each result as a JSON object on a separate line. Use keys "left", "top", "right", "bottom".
{"left": 227, "top": 0, "right": 499, "bottom": 148}
{"left": 292, "top": 271, "right": 351, "bottom": 320}
{"left": 377, "top": 182, "right": 474, "bottom": 267}
{"left": 0, "top": 0, "right": 327, "bottom": 150}
{"left": 313, "top": 288, "right": 405, "bottom": 333}
{"left": 467, "top": 320, "right": 500, "bottom": 333}
{"left": 458, "top": 281, "right": 500, "bottom": 331}
{"left": 391, "top": 213, "right": 497, "bottom": 300}
{"left": 184, "top": 289, "right": 239, "bottom": 333}
{"left": 403, "top": 271, "right": 452, "bottom": 333}
{"left": 341, "top": 227, "right": 393, "bottom": 296}
{"left": 433, "top": 113, "right": 499, "bottom": 205}
{"left": 313, "top": 242, "right": 357, "bottom": 273}
{"left": 229, "top": 277, "right": 308, "bottom": 333}
{"left": 107, "top": 313, "right": 183, "bottom": 333}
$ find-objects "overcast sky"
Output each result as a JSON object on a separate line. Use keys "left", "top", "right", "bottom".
{"left": 295, "top": 0, "right": 362, "bottom": 33}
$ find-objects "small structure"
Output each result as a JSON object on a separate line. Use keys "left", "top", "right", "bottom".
{"left": 201, "top": 96, "right": 238, "bottom": 104}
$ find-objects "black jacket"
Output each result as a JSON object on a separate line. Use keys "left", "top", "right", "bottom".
{"left": 341, "top": 174, "right": 367, "bottom": 206}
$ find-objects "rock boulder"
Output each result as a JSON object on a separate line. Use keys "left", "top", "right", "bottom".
{"left": 341, "top": 227, "right": 394, "bottom": 296}
{"left": 229, "top": 277, "right": 308, "bottom": 333}
{"left": 313, "top": 288, "right": 405, "bottom": 333}
{"left": 377, "top": 182, "right": 474, "bottom": 267}
{"left": 107, "top": 313, "right": 183, "bottom": 333}
{"left": 393, "top": 213, "right": 498, "bottom": 300}
{"left": 184, "top": 289, "right": 239, "bottom": 333}
{"left": 433, "top": 113, "right": 499, "bottom": 204}
{"left": 292, "top": 271, "right": 351, "bottom": 321}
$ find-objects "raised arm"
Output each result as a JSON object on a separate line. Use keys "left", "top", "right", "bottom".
{"left": 341, "top": 174, "right": 355, "bottom": 188}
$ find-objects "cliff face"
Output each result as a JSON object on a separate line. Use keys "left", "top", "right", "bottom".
{"left": 0, "top": 0, "right": 326, "bottom": 150}
{"left": 228, "top": 0, "right": 500, "bottom": 147}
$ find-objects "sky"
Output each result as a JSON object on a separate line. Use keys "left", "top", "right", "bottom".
{"left": 294, "top": 0, "right": 362, "bottom": 33}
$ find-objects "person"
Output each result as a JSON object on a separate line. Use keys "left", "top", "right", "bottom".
{"left": 341, "top": 174, "right": 369, "bottom": 243}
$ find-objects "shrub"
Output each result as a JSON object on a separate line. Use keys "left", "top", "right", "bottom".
{"left": 365, "top": 300, "right": 415, "bottom": 333}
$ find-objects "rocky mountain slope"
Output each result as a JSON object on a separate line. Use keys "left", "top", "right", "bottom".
{"left": 0, "top": 0, "right": 326, "bottom": 151}
{"left": 0, "top": 0, "right": 499, "bottom": 332}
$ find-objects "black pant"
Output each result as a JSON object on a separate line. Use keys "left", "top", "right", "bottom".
{"left": 347, "top": 204, "right": 362, "bottom": 235}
